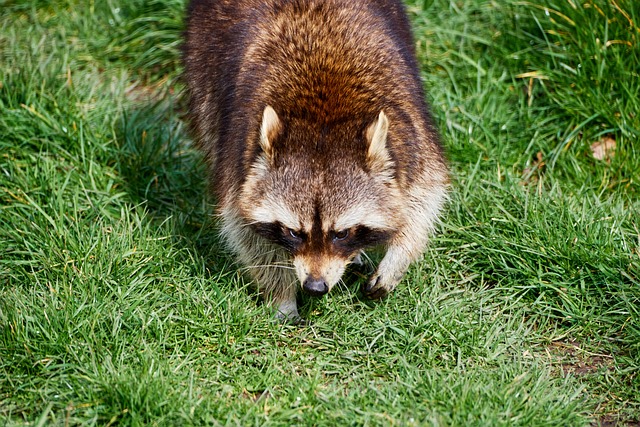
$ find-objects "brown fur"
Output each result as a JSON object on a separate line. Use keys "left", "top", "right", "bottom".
{"left": 184, "top": 0, "right": 449, "bottom": 320}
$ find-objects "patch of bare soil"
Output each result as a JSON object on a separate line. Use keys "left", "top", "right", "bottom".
{"left": 547, "top": 340, "right": 614, "bottom": 377}
{"left": 594, "top": 416, "right": 640, "bottom": 427}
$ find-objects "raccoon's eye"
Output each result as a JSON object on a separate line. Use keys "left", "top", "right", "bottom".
{"left": 333, "top": 230, "right": 349, "bottom": 241}
{"left": 288, "top": 228, "right": 303, "bottom": 240}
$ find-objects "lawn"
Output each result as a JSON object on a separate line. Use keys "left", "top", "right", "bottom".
{"left": 1, "top": 0, "right": 639, "bottom": 425}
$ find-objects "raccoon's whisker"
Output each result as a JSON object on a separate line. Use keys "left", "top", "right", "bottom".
{"left": 239, "top": 219, "right": 269, "bottom": 229}
{"left": 335, "top": 277, "right": 350, "bottom": 292}
{"left": 247, "top": 260, "right": 294, "bottom": 268}
{"left": 242, "top": 264, "right": 295, "bottom": 271}
{"left": 244, "top": 248, "right": 284, "bottom": 262}
{"left": 241, "top": 255, "right": 293, "bottom": 267}
{"left": 267, "top": 260, "right": 294, "bottom": 266}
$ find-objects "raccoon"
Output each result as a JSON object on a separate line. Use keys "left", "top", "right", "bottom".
{"left": 183, "top": 0, "right": 448, "bottom": 321}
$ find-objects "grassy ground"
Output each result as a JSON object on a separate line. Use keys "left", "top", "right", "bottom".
{"left": 1, "top": 0, "right": 638, "bottom": 425}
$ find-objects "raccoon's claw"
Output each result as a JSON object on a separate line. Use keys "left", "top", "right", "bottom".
{"left": 362, "top": 275, "right": 391, "bottom": 300}
{"left": 352, "top": 251, "right": 364, "bottom": 266}
{"left": 274, "top": 309, "right": 305, "bottom": 325}
{"left": 364, "top": 286, "right": 389, "bottom": 300}
{"left": 275, "top": 312, "right": 306, "bottom": 325}
{"left": 274, "top": 299, "right": 307, "bottom": 324}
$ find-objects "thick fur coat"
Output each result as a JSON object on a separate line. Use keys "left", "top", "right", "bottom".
{"left": 184, "top": 0, "right": 448, "bottom": 320}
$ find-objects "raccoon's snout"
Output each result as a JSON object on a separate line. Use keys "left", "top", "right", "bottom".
{"left": 302, "top": 276, "right": 329, "bottom": 297}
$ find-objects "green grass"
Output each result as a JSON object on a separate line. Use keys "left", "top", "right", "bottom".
{"left": 1, "top": 0, "right": 638, "bottom": 425}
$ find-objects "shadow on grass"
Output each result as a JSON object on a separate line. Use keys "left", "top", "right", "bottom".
{"left": 113, "top": 94, "right": 232, "bottom": 276}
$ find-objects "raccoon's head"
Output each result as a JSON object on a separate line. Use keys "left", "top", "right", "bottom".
{"left": 239, "top": 106, "right": 402, "bottom": 296}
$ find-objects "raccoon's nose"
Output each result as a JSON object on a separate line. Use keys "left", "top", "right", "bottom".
{"left": 302, "top": 276, "right": 329, "bottom": 297}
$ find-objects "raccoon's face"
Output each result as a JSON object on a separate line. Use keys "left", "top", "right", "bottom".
{"left": 239, "top": 106, "right": 400, "bottom": 296}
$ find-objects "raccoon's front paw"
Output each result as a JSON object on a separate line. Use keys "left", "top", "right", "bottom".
{"left": 274, "top": 311, "right": 306, "bottom": 325}
{"left": 351, "top": 251, "right": 364, "bottom": 266}
{"left": 274, "top": 300, "right": 305, "bottom": 325}
{"left": 362, "top": 273, "right": 398, "bottom": 300}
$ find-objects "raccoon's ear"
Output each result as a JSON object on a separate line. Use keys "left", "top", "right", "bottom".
{"left": 259, "top": 105, "right": 281, "bottom": 162}
{"left": 366, "top": 111, "right": 391, "bottom": 171}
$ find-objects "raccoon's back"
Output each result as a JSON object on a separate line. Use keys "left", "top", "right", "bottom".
{"left": 184, "top": 0, "right": 441, "bottom": 197}
{"left": 185, "top": 0, "right": 420, "bottom": 120}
